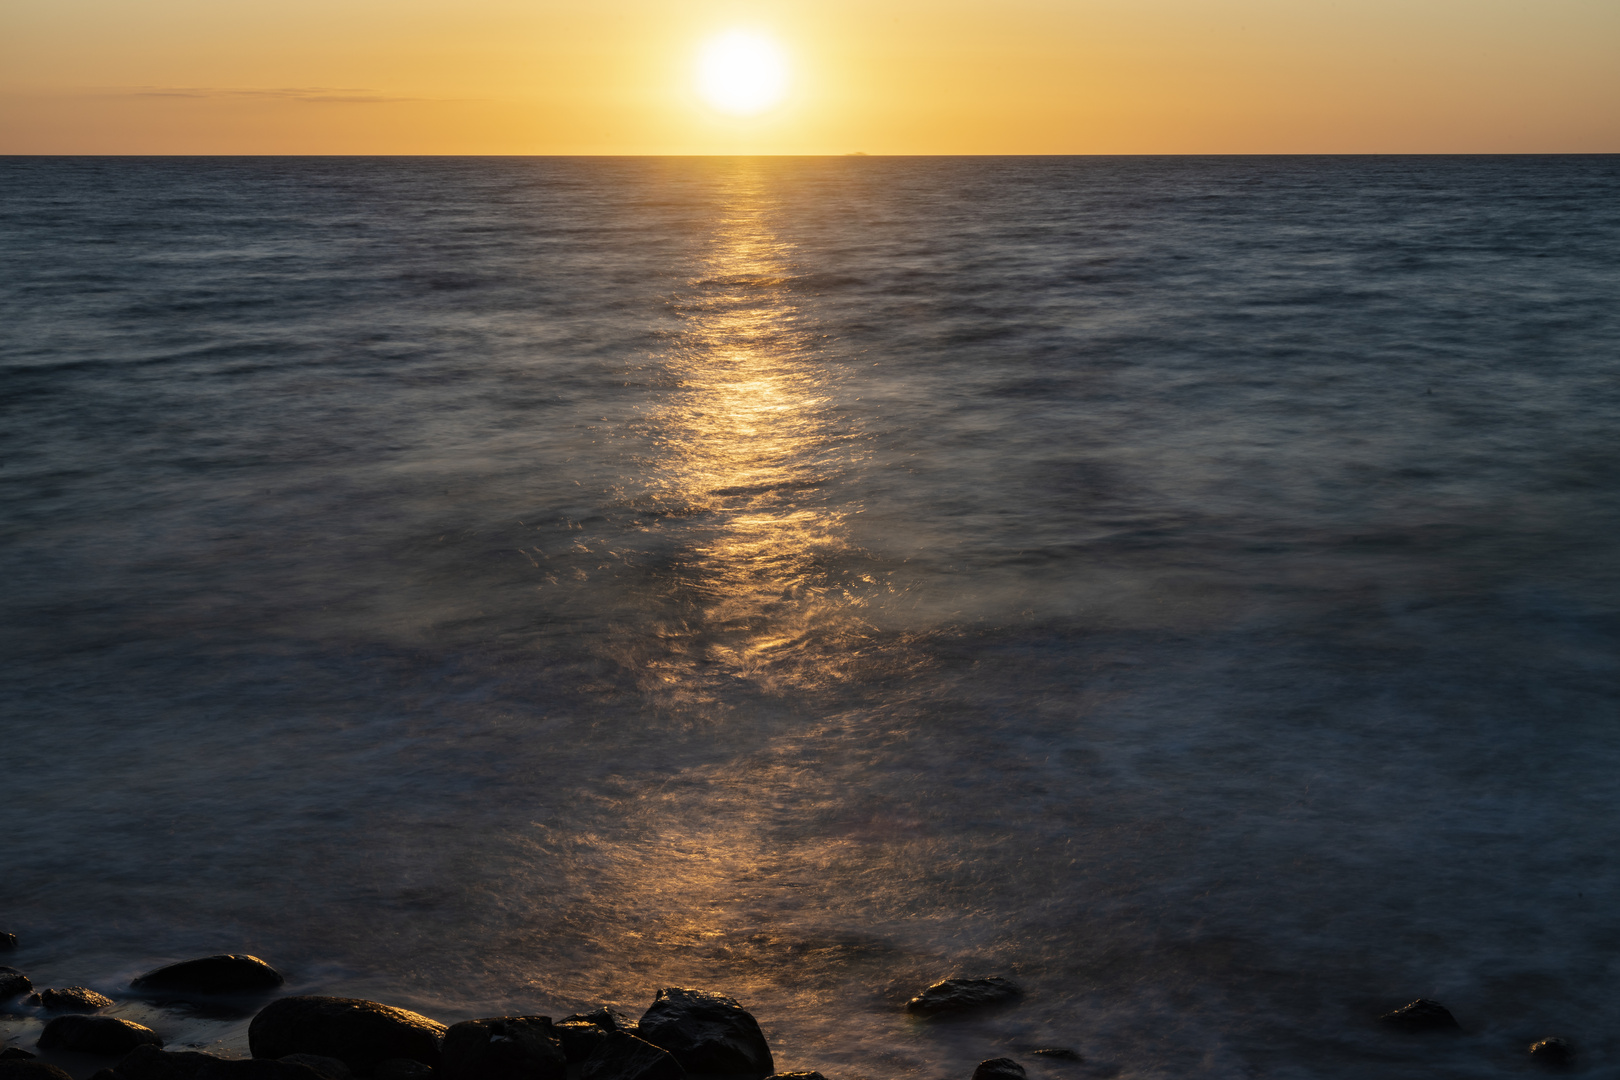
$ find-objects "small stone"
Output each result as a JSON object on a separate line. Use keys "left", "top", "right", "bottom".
{"left": 1528, "top": 1037, "right": 1571, "bottom": 1064}
{"left": 1026, "top": 1049, "right": 1081, "bottom": 1062}
{"left": 248, "top": 997, "right": 446, "bottom": 1074}
{"left": 134, "top": 957, "right": 285, "bottom": 996}
{"left": 38, "top": 1015, "right": 164, "bottom": 1057}
{"left": 563, "top": 1010, "right": 638, "bottom": 1035}
{"left": 1378, "top": 999, "right": 1460, "bottom": 1032}
{"left": 0, "top": 935, "right": 16, "bottom": 952}
{"left": 277, "top": 1056, "right": 351, "bottom": 1080}
{"left": 579, "top": 1032, "right": 682, "bottom": 1080}
{"left": 905, "top": 978, "right": 1023, "bottom": 1018}
{"left": 28, "top": 987, "right": 115, "bottom": 1012}
{"left": 971, "top": 1060, "right": 1024, "bottom": 1080}
{"left": 0, "top": 970, "right": 31, "bottom": 1000}
{"left": 0, "top": 1063, "right": 74, "bottom": 1080}
{"left": 637, "top": 988, "right": 774, "bottom": 1076}
{"left": 373, "top": 1060, "right": 434, "bottom": 1080}
{"left": 440, "top": 1017, "right": 566, "bottom": 1080}
{"left": 554, "top": 1022, "right": 608, "bottom": 1063}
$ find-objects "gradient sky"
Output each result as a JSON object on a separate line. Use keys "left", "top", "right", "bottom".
{"left": 3, "top": 0, "right": 1617, "bottom": 154}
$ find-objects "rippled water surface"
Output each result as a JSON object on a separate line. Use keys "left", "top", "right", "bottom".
{"left": 3, "top": 156, "right": 1620, "bottom": 1079}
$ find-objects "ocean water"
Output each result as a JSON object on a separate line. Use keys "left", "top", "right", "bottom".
{"left": 3, "top": 155, "right": 1619, "bottom": 1080}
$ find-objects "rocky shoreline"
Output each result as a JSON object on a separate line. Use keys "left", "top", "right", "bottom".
{"left": 0, "top": 936, "right": 1579, "bottom": 1077}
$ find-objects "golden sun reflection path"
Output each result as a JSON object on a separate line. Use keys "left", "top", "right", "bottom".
{"left": 625, "top": 167, "right": 881, "bottom": 698}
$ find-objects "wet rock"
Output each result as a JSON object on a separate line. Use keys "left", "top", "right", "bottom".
{"left": 904, "top": 978, "right": 1023, "bottom": 1018}
{"left": 578, "top": 1032, "right": 682, "bottom": 1080}
{"left": 39, "top": 1015, "right": 164, "bottom": 1057}
{"left": 971, "top": 1060, "right": 1024, "bottom": 1080}
{"left": 372, "top": 1061, "right": 433, "bottom": 1080}
{"left": 0, "top": 1051, "right": 35, "bottom": 1062}
{"left": 0, "top": 970, "right": 31, "bottom": 1000}
{"left": 134, "top": 957, "right": 285, "bottom": 996}
{"left": 0, "top": 935, "right": 15, "bottom": 952}
{"left": 554, "top": 1022, "right": 608, "bottom": 1063}
{"left": 563, "top": 1010, "right": 637, "bottom": 1035}
{"left": 1377, "top": 999, "right": 1460, "bottom": 1032}
{"left": 29, "top": 987, "right": 115, "bottom": 1012}
{"left": 440, "top": 1017, "right": 565, "bottom": 1080}
{"left": 0, "top": 1062, "right": 74, "bottom": 1080}
{"left": 277, "top": 1056, "right": 351, "bottom": 1080}
{"left": 1528, "top": 1037, "right": 1571, "bottom": 1065}
{"left": 248, "top": 996, "right": 446, "bottom": 1074}
{"left": 113, "top": 1045, "right": 224, "bottom": 1080}
{"left": 1026, "top": 1050, "right": 1081, "bottom": 1062}
{"left": 764, "top": 1072, "right": 826, "bottom": 1080}
{"left": 637, "top": 988, "right": 773, "bottom": 1076}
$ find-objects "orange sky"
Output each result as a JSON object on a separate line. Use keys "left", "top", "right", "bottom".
{"left": 2, "top": 0, "right": 1616, "bottom": 154}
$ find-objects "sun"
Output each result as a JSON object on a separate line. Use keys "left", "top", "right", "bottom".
{"left": 696, "top": 31, "right": 789, "bottom": 116}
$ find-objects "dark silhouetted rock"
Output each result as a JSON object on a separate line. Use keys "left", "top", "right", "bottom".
{"left": 554, "top": 1022, "right": 607, "bottom": 1063}
{"left": 248, "top": 997, "right": 446, "bottom": 1074}
{"left": 764, "top": 1072, "right": 826, "bottom": 1080}
{"left": 1378, "top": 999, "right": 1459, "bottom": 1032}
{"left": 90, "top": 1070, "right": 122, "bottom": 1080}
{"left": 372, "top": 1061, "right": 432, "bottom": 1080}
{"left": 0, "top": 1062, "right": 73, "bottom": 1080}
{"left": 905, "top": 978, "right": 1022, "bottom": 1018}
{"left": 134, "top": 957, "right": 284, "bottom": 996}
{"left": 0, "top": 1050, "right": 35, "bottom": 1062}
{"left": 440, "top": 1017, "right": 565, "bottom": 1080}
{"left": 0, "top": 935, "right": 15, "bottom": 952}
{"left": 114, "top": 1045, "right": 224, "bottom": 1080}
{"left": 39, "top": 1015, "right": 163, "bottom": 1057}
{"left": 195, "top": 1059, "right": 332, "bottom": 1080}
{"left": 563, "top": 1010, "right": 637, "bottom": 1035}
{"left": 277, "top": 1057, "right": 350, "bottom": 1080}
{"left": 0, "top": 970, "right": 31, "bottom": 1000}
{"left": 971, "top": 1061, "right": 1023, "bottom": 1080}
{"left": 637, "top": 988, "right": 773, "bottom": 1077}
{"left": 1529, "top": 1037, "right": 1571, "bottom": 1065}
{"left": 29, "top": 987, "right": 115, "bottom": 1012}
{"left": 1026, "top": 1049, "right": 1081, "bottom": 1062}
{"left": 579, "top": 1032, "right": 682, "bottom": 1080}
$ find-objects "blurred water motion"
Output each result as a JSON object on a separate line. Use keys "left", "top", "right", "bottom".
{"left": 4, "top": 156, "right": 1620, "bottom": 1080}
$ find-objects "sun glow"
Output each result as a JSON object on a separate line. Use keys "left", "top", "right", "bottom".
{"left": 695, "top": 31, "right": 789, "bottom": 117}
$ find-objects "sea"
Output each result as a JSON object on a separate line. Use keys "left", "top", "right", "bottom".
{"left": 2, "top": 155, "right": 1619, "bottom": 1080}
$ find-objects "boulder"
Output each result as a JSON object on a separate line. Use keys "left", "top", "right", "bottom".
{"left": 372, "top": 1061, "right": 432, "bottom": 1080}
{"left": 197, "top": 1060, "right": 335, "bottom": 1080}
{"left": 554, "top": 1022, "right": 608, "bottom": 1063}
{"left": 134, "top": 957, "right": 285, "bottom": 996}
{"left": 0, "top": 970, "right": 31, "bottom": 1000}
{"left": 29, "top": 987, "right": 115, "bottom": 1012}
{"left": 637, "top": 988, "right": 773, "bottom": 1076}
{"left": 0, "top": 1051, "right": 35, "bottom": 1062}
{"left": 765, "top": 1073, "right": 827, "bottom": 1080}
{"left": 440, "top": 1017, "right": 565, "bottom": 1080}
{"left": 905, "top": 978, "right": 1022, "bottom": 1018}
{"left": 563, "top": 1010, "right": 637, "bottom": 1035}
{"left": 0, "top": 1063, "right": 73, "bottom": 1080}
{"left": 277, "top": 1057, "right": 351, "bottom": 1080}
{"left": 1528, "top": 1036, "right": 1571, "bottom": 1064}
{"left": 971, "top": 1061, "right": 1024, "bottom": 1080}
{"left": 248, "top": 997, "right": 446, "bottom": 1074}
{"left": 113, "top": 1046, "right": 224, "bottom": 1080}
{"left": 39, "top": 1015, "right": 164, "bottom": 1057}
{"left": 0, "top": 935, "right": 15, "bottom": 952}
{"left": 1378, "top": 999, "right": 1459, "bottom": 1032}
{"left": 579, "top": 1032, "right": 682, "bottom": 1080}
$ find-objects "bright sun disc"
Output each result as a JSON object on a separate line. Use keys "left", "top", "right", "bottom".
{"left": 696, "top": 31, "right": 788, "bottom": 116}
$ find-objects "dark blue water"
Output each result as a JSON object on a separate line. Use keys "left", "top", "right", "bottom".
{"left": 3, "top": 156, "right": 1619, "bottom": 1079}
